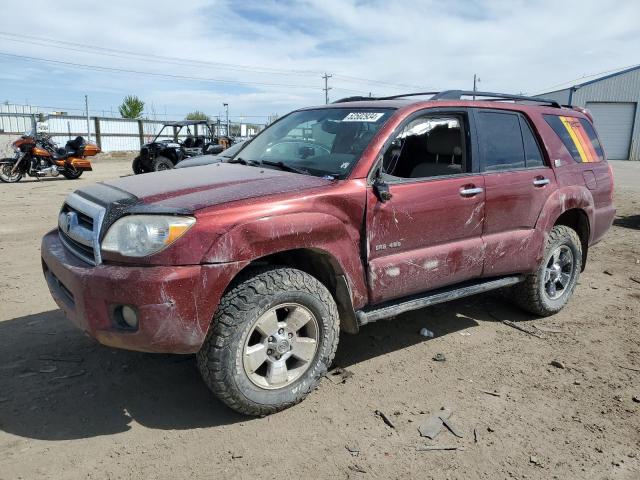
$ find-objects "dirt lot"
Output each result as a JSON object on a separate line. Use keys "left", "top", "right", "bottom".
{"left": 0, "top": 158, "right": 638, "bottom": 480}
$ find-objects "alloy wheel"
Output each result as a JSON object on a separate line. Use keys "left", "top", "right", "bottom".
{"left": 242, "top": 303, "right": 319, "bottom": 390}
{"left": 543, "top": 245, "right": 574, "bottom": 300}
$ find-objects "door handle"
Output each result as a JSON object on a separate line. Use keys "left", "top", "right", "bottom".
{"left": 460, "top": 187, "right": 483, "bottom": 197}
{"left": 533, "top": 178, "right": 550, "bottom": 187}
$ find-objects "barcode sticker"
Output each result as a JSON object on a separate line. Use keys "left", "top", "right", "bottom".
{"left": 343, "top": 112, "right": 384, "bottom": 122}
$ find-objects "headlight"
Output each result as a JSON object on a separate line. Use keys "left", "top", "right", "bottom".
{"left": 101, "top": 215, "right": 195, "bottom": 257}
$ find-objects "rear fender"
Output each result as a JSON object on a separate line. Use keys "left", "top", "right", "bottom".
{"left": 533, "top": 186, "right": 594, "bottom": 262}
{"left": 202, "top": 212, "right": 368, "bottom": 309}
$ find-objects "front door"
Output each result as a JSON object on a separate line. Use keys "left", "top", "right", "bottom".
{"left": 366, "top": 111, "right": 485, "bottom": 304}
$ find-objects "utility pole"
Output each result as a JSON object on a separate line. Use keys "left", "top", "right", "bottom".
{"left": 223, "top": 102, "right": 229, "bottom": 136}
{"left": 322, "top": 73, "right": 332, "bottom": 104}
{"left": 85, "top": 94, "right": 91, "bottom": 141}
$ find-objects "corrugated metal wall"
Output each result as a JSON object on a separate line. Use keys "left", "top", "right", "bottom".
{"left": 0, "top": 112, "right": 218, "bottom": 153}
{"left": 0, "top": 104, "right": 264, "bottom": 154}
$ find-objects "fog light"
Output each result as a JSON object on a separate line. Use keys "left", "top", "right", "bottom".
{"left": 117, "top": 305, "right": 139, "bottom": 330}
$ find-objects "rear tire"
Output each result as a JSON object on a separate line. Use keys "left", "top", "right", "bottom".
{"left": 511, "top": 225, "right": 582, "bottom": 316}
{"left": 152, "top": 156, "right": 173, "bottom": 171}
{"left": 197, "top": 267, "right": 340, "bottom": 416}
{"left": 62, "top": 169, "right": 83, "bottom": 180}
{"left": 0, "top": 161, "right": 22, "bottom": 183}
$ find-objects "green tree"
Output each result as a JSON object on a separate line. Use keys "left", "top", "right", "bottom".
{"left": 119, "top": 95, "right": 145, "bottom": 119}
{"left": 185, "top": 110, "right": 209, "bottom": 121}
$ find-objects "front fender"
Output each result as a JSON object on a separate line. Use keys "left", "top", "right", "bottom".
{"left": 202, "top": 212, "right": 369, "bottom": 308}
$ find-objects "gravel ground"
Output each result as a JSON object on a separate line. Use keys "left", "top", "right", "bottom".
{"left": 0, "top": 158, "right": 638, "bottom": 480}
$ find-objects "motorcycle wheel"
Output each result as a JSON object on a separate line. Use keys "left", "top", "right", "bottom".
{"left": 153, "top": 156, "right": 173, "bottom": 171}
{"left": 63, "top": 169, "right": 83, "bottom": 180}
{"left": 0, "top": 161, "right": 22, "bottom": 183}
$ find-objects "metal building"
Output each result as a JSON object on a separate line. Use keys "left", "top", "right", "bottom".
{"left": 540, "top": 65, "right": 640, "bottom": 161}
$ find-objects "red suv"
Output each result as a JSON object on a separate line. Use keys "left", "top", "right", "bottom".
{"left": 41, "top": 91, "right": 615, "bottom": 415}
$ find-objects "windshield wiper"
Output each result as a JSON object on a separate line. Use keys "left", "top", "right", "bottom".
{"left": 260, "top": 160, "right": 308, "bottom": 175}
{"left": 227, "top": 157, "right": 261, "bottom": 167}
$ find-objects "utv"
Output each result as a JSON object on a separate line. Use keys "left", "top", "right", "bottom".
{"left": 132, "top": 120, "right": 229, "bottom": 174}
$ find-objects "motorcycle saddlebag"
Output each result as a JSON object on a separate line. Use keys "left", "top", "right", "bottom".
{"left": 68, "top": 157, "right": 93, "bottom": 171}
{"left": 81, "top": 144, "right": 101, "bottom": 156}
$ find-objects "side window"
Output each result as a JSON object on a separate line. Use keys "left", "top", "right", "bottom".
{"left": 543, "top": 114, "right": 603, "bottom": 163}
{"left": 382, "top": 115, "right": 467, "bottom": 179}
{"left": 519, "top": 117, "right": 545, "bottom": 168}
{"left": 578, "top": 118, "right": 605, "bottom": 162}
{"left": 477, "top": 111, "right": 525, "bottom": 171}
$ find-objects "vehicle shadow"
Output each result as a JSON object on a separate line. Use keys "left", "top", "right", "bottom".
{"left": 0, "top": 310, "right": 244, "bottom": 441}
{"left": 335, "top": 291, "right": 534, "bottom": 368}
{"left": 0, "top": 293, "right": 534, "bottom": 441}
{"left": 613, "top": 214, "right": 640, "bottom": 231}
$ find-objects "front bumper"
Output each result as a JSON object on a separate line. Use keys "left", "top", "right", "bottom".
{"left": 41, "top": 229, "right": 244, "bottom": 353}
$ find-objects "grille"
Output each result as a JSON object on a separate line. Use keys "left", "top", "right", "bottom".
{"left": 57, "top": 194, "right": 105, "bottom": 265}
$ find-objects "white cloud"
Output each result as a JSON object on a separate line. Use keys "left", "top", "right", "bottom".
{"left": 0, "top": 0, "right": 638, "bottom": 120}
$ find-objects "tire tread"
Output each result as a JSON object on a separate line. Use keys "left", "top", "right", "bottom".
{"left": 197, "top": 266, "right": 339, "bottom": 416}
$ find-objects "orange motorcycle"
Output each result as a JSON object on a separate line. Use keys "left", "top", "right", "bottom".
{"left": 0, "top": 132, "right": 99, "bottom": 183}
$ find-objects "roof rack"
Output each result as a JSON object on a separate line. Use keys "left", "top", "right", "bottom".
{"left": 430, "top": 90, "right": 562, "bottom": 108}
{"left": 332, "top": 95, "right": 377, "bottom": 103}
{"left": 333, "top": 90, "right": 562, "bottom": 108}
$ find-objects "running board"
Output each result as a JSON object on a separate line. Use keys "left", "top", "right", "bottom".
{"left": 356, "top": 276, "right": 524, "bottom": 325}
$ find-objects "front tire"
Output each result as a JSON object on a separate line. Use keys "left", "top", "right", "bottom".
{"left": 511, "top": 225, "right": 582, "bottom": 316}
{"left": 0, "top": 161, "right": 22, "bottom": 183}
{"left": 152, "top": 156, "right": 173, "bottom": 171}
{"left": 197, "top": 267, "right": 340, "bottom": 416}
{"left": 132, "top": 156, "right": 145, "bottom": 174}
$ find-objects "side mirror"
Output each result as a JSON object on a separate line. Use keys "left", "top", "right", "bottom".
{"left": 373, "top": 179, "right": 393, "bottom": 202}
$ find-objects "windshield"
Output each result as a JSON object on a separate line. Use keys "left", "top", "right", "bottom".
{"left": 235, "top": 108, "right": 394, "bottom": 178}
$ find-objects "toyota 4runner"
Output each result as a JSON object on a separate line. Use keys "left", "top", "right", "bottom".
{"left": 41, "top": 90, "right": 615, "bottom": 415}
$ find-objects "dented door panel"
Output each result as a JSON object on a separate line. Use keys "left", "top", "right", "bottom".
{"left": 482, "top": 167, "right": 557, "bottom": 276}
{"left": 366, "top": 175, "right": 486, "bottom": 304}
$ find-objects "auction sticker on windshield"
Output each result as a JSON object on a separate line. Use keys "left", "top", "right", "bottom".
{"left": 343, "top": 112, "right": 385, "bottom": 122}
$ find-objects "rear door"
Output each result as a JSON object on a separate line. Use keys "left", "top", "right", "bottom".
{"left": 473, "top": 109, "right": 557, "bottom": 277}
{"left": 365, "top": 109, "right": 486, "bottom": 304}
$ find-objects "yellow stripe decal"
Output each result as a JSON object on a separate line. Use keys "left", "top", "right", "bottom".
{"left": 559, "top": 116, "right": 588, "bottom": 162}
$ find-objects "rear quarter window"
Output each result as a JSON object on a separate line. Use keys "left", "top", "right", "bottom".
{"left": 543, "top": 114, "right": 604, "bottom": 163}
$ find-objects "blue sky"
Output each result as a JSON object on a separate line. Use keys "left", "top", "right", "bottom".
{"left": 0, "top": 0, "right": 638, "bottom": 124}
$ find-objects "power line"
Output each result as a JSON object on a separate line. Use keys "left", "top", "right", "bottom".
{"left": 0, "top": 31, "right": 427, "bottom": 92}
{"left": 533, "top": 62, "right": 640, "bottom": 94}
{"left": 0, "top": 51, "right": 368, "bottom": 92}
{"left": 0, "top": 31, "right": 320, "bottom": 77}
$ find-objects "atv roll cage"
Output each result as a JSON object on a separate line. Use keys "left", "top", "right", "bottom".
{"left": 152, "top": 120, "right": 220, "bottom": 144}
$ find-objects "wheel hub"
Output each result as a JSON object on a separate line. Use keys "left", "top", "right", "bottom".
{"left": 242, "top": 303, "right": 320, "bottom": 390}
{"left": 544, "top": 245, "right": 574, "bottom": 300}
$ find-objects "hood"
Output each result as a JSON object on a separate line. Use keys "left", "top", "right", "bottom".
{"left": 99, "top": 163, "right": 332, "bottom": 212}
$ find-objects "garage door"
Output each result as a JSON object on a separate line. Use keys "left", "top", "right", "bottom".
{"left": 586, "top": 102, "right": 636, "bottom": 160}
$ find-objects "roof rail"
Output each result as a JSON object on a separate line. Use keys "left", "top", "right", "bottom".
{"left": 377, "top": 92, "right": 440, "bottom": 100}
{"left": 332, "top": 95, "right": 378, "bottom": 103}
{"left": 332, "top": 90, "right": 563, "bottom": 108}
{"left": 430, "top": 90, "right": 562, "bottom": 108}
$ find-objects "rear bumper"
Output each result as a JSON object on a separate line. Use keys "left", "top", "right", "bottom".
{"left": 591, "top": 204, "right": 616, "bottom": 246}
{"left": 41, "top": 230, "right": 244, "bottom": 353}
